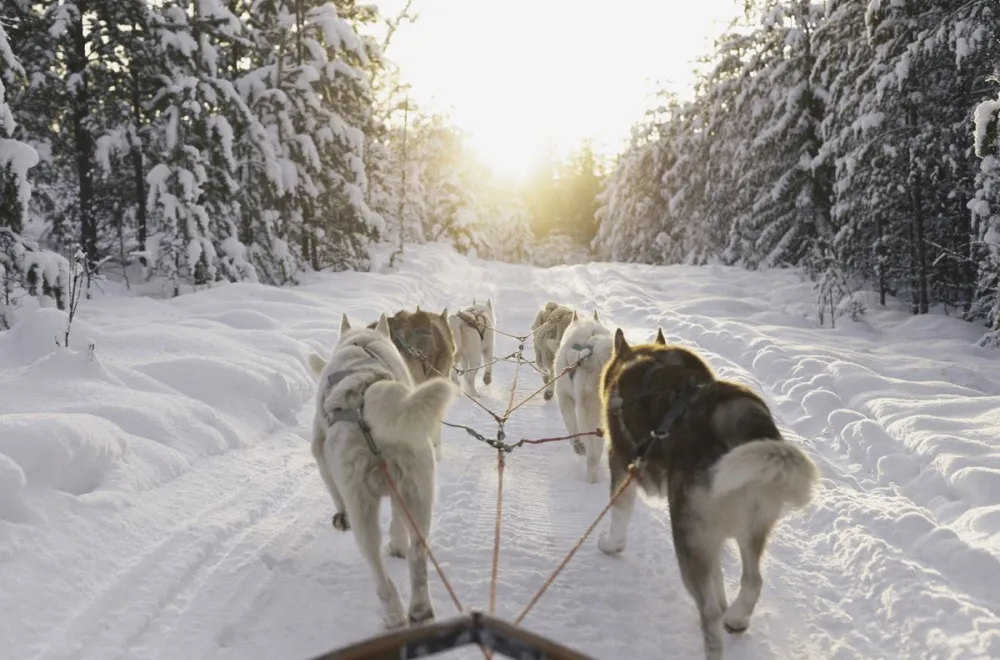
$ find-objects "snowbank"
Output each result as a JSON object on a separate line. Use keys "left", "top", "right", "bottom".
{"left": 1, "top": 244, "right": 999, "bottom": 659}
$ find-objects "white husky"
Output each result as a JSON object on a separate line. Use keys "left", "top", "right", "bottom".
{"left": 447, "top": 298, "right": 496, "bottom": 397}
{"left": 553, "top": 310, "right": 614, "bottom": 484}
{"left": 308, "top": 313, "right": 459, "bottom": 629}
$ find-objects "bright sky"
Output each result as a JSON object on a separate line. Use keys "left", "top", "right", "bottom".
{"left": 371, "top": 0, "right": 740, "bottom": 180}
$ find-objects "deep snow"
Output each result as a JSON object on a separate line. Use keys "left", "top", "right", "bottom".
{"left": 1, "top": 244, "right": 999, "bottom": 660}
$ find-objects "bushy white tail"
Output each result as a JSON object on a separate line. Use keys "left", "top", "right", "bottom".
{"left": 711, "top": 439, "right": 819, "bottom": 509}
{"left": 363, "top": 378, "right": 459, "bottom": 444}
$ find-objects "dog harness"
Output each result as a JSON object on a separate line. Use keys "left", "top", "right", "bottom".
{"left": 393, "top": 329, "right": 435, "bottom": 379}
{"left": 566, "top": 343, "right": 594, "bottom": 382}
{"left": 321, "top": 344, "right": 392, "bottom": 453}
{"left": 457, "top": 309, "right": 488, "bottom": 340}
{"left": 608, "top": 369, "right": 704, "bottom": 461}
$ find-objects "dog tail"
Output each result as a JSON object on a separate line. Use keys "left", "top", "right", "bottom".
{"left": 362, "top": 378, "right": 459, "bottom": 446}
{"left": 307, "top": 352, "right": 327, "bottom": 377}
{"left": 711, "top": 439, "right": 819, "bottom": 510}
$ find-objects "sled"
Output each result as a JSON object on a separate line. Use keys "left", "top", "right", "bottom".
{"left": 311, "top": 611, "right": 597, "bottom": 660}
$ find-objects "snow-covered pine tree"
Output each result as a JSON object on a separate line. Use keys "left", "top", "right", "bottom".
{"left": 140, "top": 0, "right": 259, "bottom": 295}
{"left": 0, "top": 15, "right": 69, "bottom": 326}
{"left": 668, "top": 28, "right": 760, "bottom": 265}
{"left": 971, "top": 92, "right": 1000, "bottom": 344}
{"left": 726, "top": 0, "right": 832, "bottom": 273}
{"left": 238, "top": 0, "right": 382, "bottom": 279}
{"left": 594, "top": 100, "right": 678, "bottom": 263}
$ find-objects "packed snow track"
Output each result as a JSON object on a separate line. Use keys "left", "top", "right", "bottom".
{"left": 1, "top": 246, "right": 999, "bottom": 660}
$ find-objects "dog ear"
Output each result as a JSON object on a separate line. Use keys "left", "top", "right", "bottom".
{"left": 376, "top": 313, "right": 391, "bottom": 337}
{"left": 340, "top": 313, "right": 351, "bottom": 334}
{"left": 593, "top": 310, "right": 600, "bottom": 322}
{"left": 614, "top": 328, "right": 631, "bottom": 356}
{"left": 655, "top": 328, "right": 667, "bottom": 345}
{"left": 416, "top": 304, "right": 421, "bottom": 313}
{"left": 487, "top": 298, "right": 492, "bottom": 310}
{"left": 572, "top": 310, "right": 578, "bottom": 321}
{"left": 440, "top": 307, "right": 448, "bottom": 320}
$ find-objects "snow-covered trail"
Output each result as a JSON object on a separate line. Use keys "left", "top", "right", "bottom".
{"left": 2, "top": 246, "right": 999, "bottom": 660}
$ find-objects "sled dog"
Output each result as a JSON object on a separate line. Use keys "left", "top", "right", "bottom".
{"left": 368, "top": 307, "right": 456, "bottom": 459}
{"left": 368, "top": 307, "right": 457, "bottom": 385}
{"left": 530, "top": 301, "right": 576, "bottom": 401}
{"left": 596, "top": 328, "right": 819, "bottom": 660}
{"left": 308, "top": 313, "right": 459, "bottom": 629}
{"left": 553, "top": 310, "right": 613, "bottom": 483}
{"left": 447, "top": 298, "right": 496, "bottom": 396}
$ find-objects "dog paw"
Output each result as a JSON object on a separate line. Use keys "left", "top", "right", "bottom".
{"left": 543, "top": 389, "right": 554, "bottom": 401}
{"left": 482, "top": 371, "right": 492, "bottom": 386}
{"left": 597, "top": 532, "right": 626, "bottom": 555}
{"left": 387, "top": 542, "right": 407, "bottom": 559}
{"left": 723, "top": 608, "right": 751, "bottom": 634}
{"left": 408, "top": 603, "right": 435, "bottom": 625}
{"left": 332, "top": 512, "right": 350, "bottom": 531}
{"left": 571, "top": 438, "right": 586, "bottom": 455}
{"left": 587, "top": 468, "right": 599, "bottom": 484}
{"left": 383, "top": 612, "right": 408, "bottom": 630}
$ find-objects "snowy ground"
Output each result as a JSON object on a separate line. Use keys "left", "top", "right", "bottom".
{"left": 2, "top": 245, "right": 1000, "bottom": 660}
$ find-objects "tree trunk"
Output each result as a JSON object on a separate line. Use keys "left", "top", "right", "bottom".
{"left": 130, "top": 63, "right": 147, "bottom": 251}
{"left": 70, "top": 14, "right": 97, "bottom": 266}
{"left": 911, "top": 172, "right": 929, "bottom": 314}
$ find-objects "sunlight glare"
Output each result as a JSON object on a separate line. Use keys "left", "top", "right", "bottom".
{"left": 373, "top": 0, "right": 738, "bottom": 177}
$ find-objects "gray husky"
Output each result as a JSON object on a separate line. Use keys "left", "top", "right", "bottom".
{"left": 530, "top": 301, "right": 576, "bottom": 401}
{"left": 597, "top": 328, "right": 819, "bottom": 660}
{"left": 308, "top": 313, "right": 459, "bottom": 629}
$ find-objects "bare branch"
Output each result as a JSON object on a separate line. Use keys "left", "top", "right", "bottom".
{"left": 381, "top": 0, "right": 419, "bottom": 55}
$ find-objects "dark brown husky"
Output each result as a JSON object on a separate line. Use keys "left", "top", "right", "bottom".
{"left": 367, "top": 307, "right": 456, "bottom": 459}
{"left": 597, "top": 328, "right": 819, "bottom": 660}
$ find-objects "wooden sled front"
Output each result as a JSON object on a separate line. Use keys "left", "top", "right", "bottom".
{"left": 312, "top": 611, "right": 597, "bottom": 660}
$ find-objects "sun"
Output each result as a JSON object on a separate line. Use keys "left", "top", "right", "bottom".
{"left": 374, "top": 0, "right": 738, "bottom": 180}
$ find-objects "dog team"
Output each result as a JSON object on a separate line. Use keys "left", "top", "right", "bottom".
{"left": 306, "top": 297, "right": 820, "bottom": 660}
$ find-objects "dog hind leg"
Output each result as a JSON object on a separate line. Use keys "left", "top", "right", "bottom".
{"left": 576, "top": 399, "right": 604, "bottom": 483}
{"left": 387, "top": 495, "right": 409, "bottom": 559}
{"left": 399, "top": 473, "right": 436, "bottom": 624}
{"left": 542, "top": 368, "right": 555, "bottom": 401}
{"left": 482, "top": 330, "right": 494, "bottom": 386}
{"left": 724, "top": 520, "right": 772, "bottom": 633}
{"left": 556, "top": 390, "right": 585, "bottom": 457}
{"left": 346, "top": 492, "right": 407, "bottom": 629}
{"left": 675, "top": 539, "right": 726, "bottom": 660}
{"left": 312, "top": 425, "right": 349, "bottom": 530}
{"left": 597, "top": 450, "right": 637, "bottom": 554}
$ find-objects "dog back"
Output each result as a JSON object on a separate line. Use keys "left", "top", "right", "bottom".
{"left": 371, "top": 310, "right": 455, "bottom": 381}
{"left": 602, "top": 343, "right": 782, "bottom": 491}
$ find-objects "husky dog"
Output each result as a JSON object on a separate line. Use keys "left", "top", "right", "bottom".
{"left": 368, "top": 308, "right": 456, "bottom": 459}
{"left": 530, "top": 301, "right": 576, "bottom": 401}
{"left": 308, "top": 313, "right": 459, "bottom": 629}
{"left": 553, "top": 310, "right": 613, "bottom": 483}
{"left": 596, "top": 328, "right": 819, "bottom": 660}
{"left": 369, "top": 307, "right": 457, "bottom": 385}
{"left": 447, "top": 298, "right": 496, "bottom": 396}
